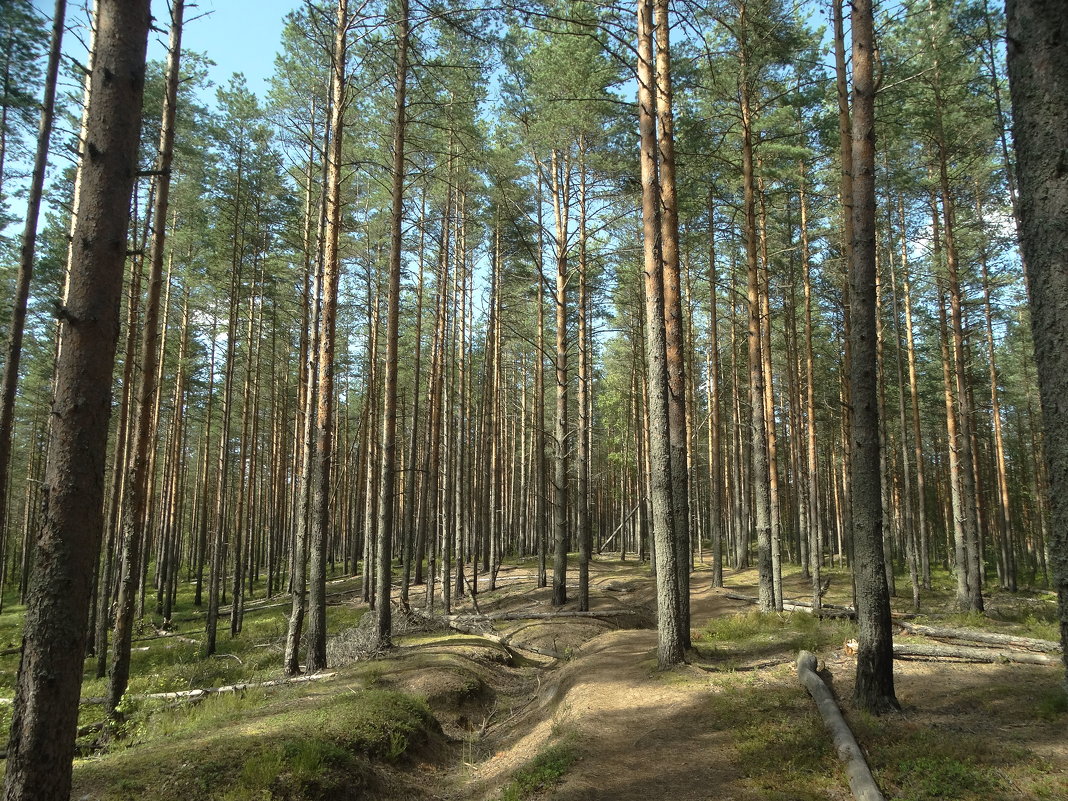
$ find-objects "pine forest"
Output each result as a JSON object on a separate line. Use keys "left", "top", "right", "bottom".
{"left": 0, "top": 1, "right": 1065, "bottom": 800}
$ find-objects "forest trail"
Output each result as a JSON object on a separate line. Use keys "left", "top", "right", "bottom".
{"left": 61, "top": 556, "right": 1067, "bottom": 800}
{"left": 410, "top": 559, "right": 1067, "bottom": 801}
{"left": 438, "top": 563, "right": 771, "bottom": 801}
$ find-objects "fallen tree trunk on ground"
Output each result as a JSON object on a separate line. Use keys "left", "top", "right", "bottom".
{"left": 890, "top": 641, "right": 1059, "bottom": 665}
{"left": 75, "top": 671, "right": 339, "bottom": 706}
{"left": 408, "top": 608, "right": 560, "bottom": 661}
{"left": 797, "top": 651, "right": 886, "bottom": 801}
{"left": 893, "top": 621, "right": 1061, "bottom": 653}
{"left": 461, "top": 609, "right": 641, "bottom": 622}
{"left": 724, "top": 592, "right": 856, "bottom": 619}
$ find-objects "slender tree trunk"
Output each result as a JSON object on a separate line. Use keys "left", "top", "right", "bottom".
{"left": 977, "top": 193, "right": 1015, "bottom": 592}
{"left": 307, "top": 0, "right": 349, "bottom": 672}
{"left": 706, "top": 195, "right": 724, "bottom": 587}
{"left": 550, "top": 149, "right": 569, "bottom": 608}
{"left": 900, "top": 196, "right": 930, "bottom": 589}
{"left": 849, "top": 0, "right": 898, "bottom": 715}
{"left": 105, "top": 0, "right": 184, "bottom": 717}
{"left": 739, "top": 2, "right": 773, "bottom": 611}
{"left": 0, "top": 0, "right": 66, "bottom": 573}
{"left": 373, "top": 0, "right": 408, "bottom": 647}
{"left": 637, "top": 0, "right": 683, "bottom": 668}
{"left": 577, "top": 140, "right": 591, "bottom": 611}
{"left": 654, "top": 0, "right": 691, "bottom": 641}
{"left": 833, "top": 0, "right": 856, "bottom": 572}
{"left": 800, "top": 164, "right": 821, "bottom": 609}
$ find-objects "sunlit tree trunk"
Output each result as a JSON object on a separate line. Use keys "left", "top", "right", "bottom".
{"left": 739, "top": 0, "right": 773, "bottom": 611}
{"left": 307, "top": 0, "right": 350, "bottom": 671}
{"left": 373, "top": 0, "right": 408, "bottom": 647}
{"left": 0, "top": 0, "right": 66, "bottom": 578}
{"left": 654, "top": 0, "right": 691, "bottom": 640}
{"left": 637, "top": 0, "right": 683, "bottom": 667}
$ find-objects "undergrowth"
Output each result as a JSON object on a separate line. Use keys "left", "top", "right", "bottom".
{"left": 73, "top": 686, "right": 441, "bottom": 801}
{"left": 498, "top": 738, "right": 580, "bottom": 801}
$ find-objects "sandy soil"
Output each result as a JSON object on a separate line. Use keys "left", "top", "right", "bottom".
{"left": 391, "top": 559, "right": 1067, "bottom": 801}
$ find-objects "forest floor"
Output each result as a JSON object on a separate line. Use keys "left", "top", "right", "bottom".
{"left": 3, "top": 556, "right": 1062, "bottom": 800}
{"left": 408, "top": 559, "right": 1068, "bottom": 801}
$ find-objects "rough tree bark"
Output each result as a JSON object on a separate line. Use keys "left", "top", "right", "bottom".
{"left": 307, "top": 0, "right": 350, "bottom": 672}
{"left": 637, "top": 0, "right": 683, "bottom": 668}
{"left": 1006, "top": 0, "right": 1068, "bottom": 686}
{"left": 848, "top": 0, "right": 898, "bottom": 714}
{"left": 1, "top": 2, "right": 151, "bottom": 798}
{"left": 654, "top": 0, "right": 691, "bottom": 642}
{"left": 106, "top": 0, "right": 185, "bottom": 718}
{"left": 373, "top": 0, "right": 408, "bottom": 648}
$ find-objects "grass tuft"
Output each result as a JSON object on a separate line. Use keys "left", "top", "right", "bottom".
{"left": 499, "top": 739, "right": 580, "bottom": 801}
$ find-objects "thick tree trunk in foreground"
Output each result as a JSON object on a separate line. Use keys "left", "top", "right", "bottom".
{"left": 1, "top": 2, "right": 151, "bottom": 798}
{"left": 1006, "top": 0, "right": 1068, "bottom": 686}
{"left": 848, "top": 0, "right": 898, "bottom": 714}
{"left": 654, "top": 0, "right": 690, "bottom": 642}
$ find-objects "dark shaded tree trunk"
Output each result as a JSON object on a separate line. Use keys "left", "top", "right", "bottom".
{"left": 848, "top": 0, "right": 898, "bottom": 715}
{"left": 1, "top": 2, "right": 151, "bottom": 797}
{"left": 1006, "top": 0, "right": 1068, "bottom": 685}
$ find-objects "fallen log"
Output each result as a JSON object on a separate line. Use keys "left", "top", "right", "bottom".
{"left": 893, "top": 621, "right": 1061, "bottom": 654}
{"left": 445, "top": 619, "right": 560, "bottom": 661}
{"left": 74, "top": 671, "right": 339, "bottom": 706}
{"left": 890, "top": 641, "right": 1059, "bottom": 665}
{"left": 723, "top": 592, "right": 856, "bottom": 619}
{"left": 797, "top": 651, "right": 886, "bottom": 801}
{"left": 462, "top": 609, "right": 641, "bottom": 622}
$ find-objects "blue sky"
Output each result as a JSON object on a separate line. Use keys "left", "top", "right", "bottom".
{"left": 148, "top": 0, "right": 299, "bottom": 99}
{"left": 30, "top": 0, "right": 301, "bottom": 100}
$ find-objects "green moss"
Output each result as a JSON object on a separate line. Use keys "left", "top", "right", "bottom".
{"left": 73, "top": 686, "right": 439, "bottom": 801}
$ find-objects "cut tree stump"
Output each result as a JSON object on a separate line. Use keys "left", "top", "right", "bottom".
{"left": 797, "top": 650, "right": 886, "bottom": 801}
